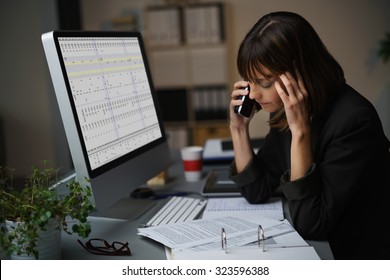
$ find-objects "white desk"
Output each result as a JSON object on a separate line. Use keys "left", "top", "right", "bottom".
{"left": 61, "top": 152, "right": 334, "bottom": 260}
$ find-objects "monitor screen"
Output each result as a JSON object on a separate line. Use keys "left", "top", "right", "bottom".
{"left": 42, "top": 31, "right": 172, "bottom": 220}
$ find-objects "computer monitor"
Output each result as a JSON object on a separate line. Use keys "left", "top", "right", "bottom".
{"left": 41, "top": 30, "right": 172, "bottom": 220}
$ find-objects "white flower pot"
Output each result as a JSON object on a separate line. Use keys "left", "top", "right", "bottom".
{"left": 5, "top": 219, "right": 61, "bottom": 260}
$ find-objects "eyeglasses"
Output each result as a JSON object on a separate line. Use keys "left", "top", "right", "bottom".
{"left": 78, "top": 238, "right": 132, "bottom": 256}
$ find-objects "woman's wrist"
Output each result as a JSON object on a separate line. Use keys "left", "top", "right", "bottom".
{"left": 229, "top": 120, "right": 249, "bottom": 134}
{"left": 230, "top": 123, "right": 253, "bottom": 173}
{"left": 230, "top": 126, "right": 250, "bottom": 145}
{"left": 290, "top": 128, "right": 313, "bottom": 181}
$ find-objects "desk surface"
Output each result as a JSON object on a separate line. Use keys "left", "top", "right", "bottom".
{"left": 61, "top": 152, "right": 334, "bottom": 260}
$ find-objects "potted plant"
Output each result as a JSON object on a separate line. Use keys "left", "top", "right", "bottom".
{"left": 378, "top": 32, "right": 390, "bottom": 64}
{"left": 0, "top": 161, "right": 94, "bottom": 259}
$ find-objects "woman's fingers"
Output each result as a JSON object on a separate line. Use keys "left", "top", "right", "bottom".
{"left": 281, "top": 72, "right": 302, "bottom": 98}
{"left": 231, "top": 81, "right": 249, "bottom": 98}
{"left": 275, "top": 80, "right": 289, "bottom": 104}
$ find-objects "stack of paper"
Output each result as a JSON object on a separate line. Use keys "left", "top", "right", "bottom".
{"left": 169, "top": 245, "right": 320, "bottom": 260}
{"left": 202, "top": 197, "right": 284, "bottom": 220}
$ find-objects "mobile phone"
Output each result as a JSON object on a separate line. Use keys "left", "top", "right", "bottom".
{"left": 234, "top": 86, "right": 260, "bottom": 118}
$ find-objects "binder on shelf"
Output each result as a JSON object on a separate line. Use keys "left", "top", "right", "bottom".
{"left": 185, "top": 3, "right": 225, "bottom": 44}
{"left": 145, "top": 6, "right": 183, "bottom": 47}
{"left": 193, "top": 86, "right": 228, "bottom": 120}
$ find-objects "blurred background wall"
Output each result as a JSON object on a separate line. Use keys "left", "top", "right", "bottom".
{"left": 0, "top": 0, "right": 389, "bottom": 177}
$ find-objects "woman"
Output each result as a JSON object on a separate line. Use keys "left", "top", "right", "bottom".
{"left": 229, "top": 11, "right": 390, "bottom": 259}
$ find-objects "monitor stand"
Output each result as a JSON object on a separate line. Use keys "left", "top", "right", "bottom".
{"left": 90, "top": 198, "right": 157, "bottom": 221}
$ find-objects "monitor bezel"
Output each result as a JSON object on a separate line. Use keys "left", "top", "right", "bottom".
{"left": 51, "top": 30, "right": 167, "bottom": 179}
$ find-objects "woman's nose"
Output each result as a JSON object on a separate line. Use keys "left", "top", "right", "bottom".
{"left": 248, "top": 84, "right": 260, "bottom": 100}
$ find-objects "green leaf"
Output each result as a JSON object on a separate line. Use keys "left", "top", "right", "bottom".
{"left": 0, "top": 162, "right": 93, "bottom": 257}
{"left": 378, "top": 32, "right": 390, "bottom": 64}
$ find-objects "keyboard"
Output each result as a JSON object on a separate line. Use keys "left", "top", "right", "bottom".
{"left": 140, "top": 196, "right": 207, "bottom": 227}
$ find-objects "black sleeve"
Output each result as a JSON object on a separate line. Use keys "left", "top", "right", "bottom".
{"left": 281, "top": 105, "right": 390, "bottom": 240}
{"left": 229, "top": 129, "right": 284, "bottom": 204}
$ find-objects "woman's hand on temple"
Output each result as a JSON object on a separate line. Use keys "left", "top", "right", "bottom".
{"left": 275, "top": 70, "right": 310, "bottom": 136}
{"left": 275, "top": 69, "right": 312, "bottom": 180}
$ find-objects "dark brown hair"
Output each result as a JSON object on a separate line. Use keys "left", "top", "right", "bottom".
{"left": 237, "top": 11, "right": 345, "bottom": 130}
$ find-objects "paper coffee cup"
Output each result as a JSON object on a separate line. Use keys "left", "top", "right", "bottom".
{"left": 180, "top": 146, "right": 203, "bottom": 182}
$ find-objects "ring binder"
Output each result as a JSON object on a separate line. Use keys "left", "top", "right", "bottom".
{"left": 258, "top": 225, "right": 266, "bottom": 252}
{"left": 141, "top": 218, "right": 322, "bottom": 260}
{"left": 221, "top": 225, "right": 265, "bottom": 255}
{"left": 221, "top": 228, "right": 228, "bottom": 254}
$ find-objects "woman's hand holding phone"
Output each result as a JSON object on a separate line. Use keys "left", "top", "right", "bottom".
{"left": 229, "top": 81, "right": 253, "bottom": 129}
{"left": 234, "top": 86, "right": 261, "bottom": 118}
{"left": 230, "top": 81, "right": 261, "bottom": 125}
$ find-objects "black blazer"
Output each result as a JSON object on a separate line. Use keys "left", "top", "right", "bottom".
{"left": 230, "top": 84, "right": 390, "bottom": 259}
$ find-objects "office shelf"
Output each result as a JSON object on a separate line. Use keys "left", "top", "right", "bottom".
{"left": 144, "top": 2, "right": 231, "bottom": 149}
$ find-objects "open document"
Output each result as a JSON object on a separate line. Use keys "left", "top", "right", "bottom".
{"left": 138, "top": 215, "right": 321, "bottom": 260}
{"left": 137, "top": 195, "right": 320, "bottom": 259}
{"left": 138, "top": 216, "right": 281, "bottom": 250}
